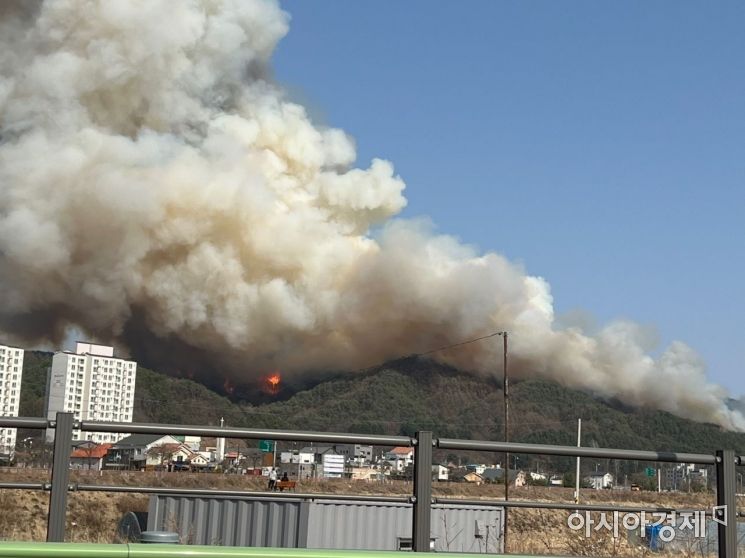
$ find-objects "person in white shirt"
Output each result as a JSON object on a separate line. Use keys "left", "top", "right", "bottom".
{"left": 268, "top": 468, "right": 278, "bottom": 491}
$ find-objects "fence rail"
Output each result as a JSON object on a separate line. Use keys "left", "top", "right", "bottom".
{"left": 0, "top": 542, "right": 557, "bottom": 558}
{"left": 78, "top": 421, "right": 412, "bottom": 446}
{"left": 0, "top": 414, "right": 742, "bottom": 557}
{"left": 437, "top": 438, "right": 720, "bottom": 464}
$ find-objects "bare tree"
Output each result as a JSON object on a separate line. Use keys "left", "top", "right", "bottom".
{"left": 146, "top": 444, "right": 177, "bottom": 469}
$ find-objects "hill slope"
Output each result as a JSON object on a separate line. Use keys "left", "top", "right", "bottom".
{"left": 19, "top": 352, "right": 745, "bottom": 460}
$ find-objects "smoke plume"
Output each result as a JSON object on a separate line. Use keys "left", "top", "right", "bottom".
{"left": 1, "top": 0, "right": 742, "bottom": 430}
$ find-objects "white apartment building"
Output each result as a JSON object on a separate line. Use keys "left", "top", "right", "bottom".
{"left": 0, "top": 344, "right": 24, "bottom": 456}
{"left": 46, "top": 342, "right": 136, "bottom": 443}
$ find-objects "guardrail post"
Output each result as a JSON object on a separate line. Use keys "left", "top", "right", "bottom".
{"left": 715, "top": 450, "right": 737, "bottom": 558}
{"left": 412, "top": 431, "right": 432, "bottom": 552}
{"left": 47, "top": 412, "right": 74, "bottom": 542}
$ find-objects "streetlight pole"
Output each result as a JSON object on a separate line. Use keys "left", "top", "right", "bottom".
{"left": 500, "top": 331, "right": 509, "bottom": 552}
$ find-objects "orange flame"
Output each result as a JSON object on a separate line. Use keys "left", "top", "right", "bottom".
{"left": 264, "top": 372, "right": 281, "bottom": 394}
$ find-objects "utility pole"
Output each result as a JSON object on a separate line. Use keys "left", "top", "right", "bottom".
{"left": 574, "top": 418, "right": 581, "bottom": 504}
{"left": 217, "top": 417, "right": 226, "bottom": 463}
{"left": 501, "top": 332, "right": 509, "bottom": 553}
{"left": 657, "top": 466, "right": 661, "bottom": 493}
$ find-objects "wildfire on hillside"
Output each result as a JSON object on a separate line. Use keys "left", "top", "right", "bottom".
{"left": 264, "top": 372, "right": 281, "bottom": 395}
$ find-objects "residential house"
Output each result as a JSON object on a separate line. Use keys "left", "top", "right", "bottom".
{"left": 280, "top": 451, "right": 315, "bottom": 465}
{"left": 70, "top": 442, "right": 112, "bottom": 470}
{"left": 336, "top": 444, "right": 374, "bottom": 465}
{"left": 482, "top": 468, "right": 527, "bottom": 487}
{"left": 350, "top": 466, "right": 384, "bottom": 481}
{"left": 463, "top": 471, "right": 485, "bottom": 485}
{"left": 585, "top": 472, "right": 614, "bottom": 490}
{"left": 299, "top": 445, "right": 342, "bottom": 464}
{"left": 104, "top": 434, "right": 181, "bottom": 469}
{"left": 223, "top": 451, "right": 240, "bottom": 469}
{"left": 384, "top": 447, "right": 414, "bottom": 472}
{"left": 144, "top": 442, "right": 215, "bottom": 471}
{"left": 173, "top": 435, "right": 201, "bottom": 451}
{"left": 465, "top": 464, "right": 488, "bottom": 475}
{"left": 450, "top": 469, "right": 485, "bottom": 485}
{"left": 432, "top": 464, "right": 448, "bottom": 481}
{"left": 511, "top": 470, "right": 528, "bottom": 487}
{"left": 189, "top": 452, "right": 211, "bottom": 469}
{"left": 169, "top": 444, "right": 198, "bottom": 467}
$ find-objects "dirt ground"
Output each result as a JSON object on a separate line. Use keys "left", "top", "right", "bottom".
{"left": 0, "top": 468, "right": 735, "bottom": 556}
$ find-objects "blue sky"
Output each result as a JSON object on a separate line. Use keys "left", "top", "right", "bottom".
{"left": 273, "top": 1, "right": 745, "bottom": 395}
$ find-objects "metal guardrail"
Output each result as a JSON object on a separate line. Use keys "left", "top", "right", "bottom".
{"left": 0, "top": 542, "right": 555, "bottom": 558}
{"left": 75, "top": 485, "right": 412, "bottom": 503}
{"left": 435, "top": 497, "right": 716, "bottom": 515}
{"left": 438, "top": 438, "right": 718, "bottom": 464}
{"left": 78, "top": 421, "right": 412, "bottom": 446}
{"left": 0, "top": 417, "right": 48, "bottom": 429}
{"left": 0, "top": 413, "right": 742, "bottom": 556}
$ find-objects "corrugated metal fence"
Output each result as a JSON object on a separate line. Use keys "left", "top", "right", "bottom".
{"left": 148, "top": 495, "right": 504, "bottom": 553}
{"left": 148, "top": 496, "right": 308, "bottom": 547}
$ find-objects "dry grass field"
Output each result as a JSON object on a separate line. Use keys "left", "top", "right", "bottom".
{"left": 0, "top": 468, "right": 737, "bottom": 556}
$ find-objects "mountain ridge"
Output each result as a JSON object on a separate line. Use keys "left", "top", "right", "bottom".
{"left": 18, "top": 351, "right": 745, "bottom": 461}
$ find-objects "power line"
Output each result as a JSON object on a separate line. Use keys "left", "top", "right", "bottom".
{"left": 414, "top": 331, "right": 504, "bottom": 358}
{"left": 327, "top": 330, "right": 506, "bottom": 377}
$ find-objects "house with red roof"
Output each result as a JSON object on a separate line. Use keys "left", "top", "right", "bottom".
{"left": 70, "top": 442, "right": 112, "bottom": 470}
{"left": 384, "top": 446, "right": 414, "bottom": 472}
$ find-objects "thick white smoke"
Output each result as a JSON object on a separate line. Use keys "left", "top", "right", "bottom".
{"left": 1, "top": 0, "right": 742, "bottom": 430}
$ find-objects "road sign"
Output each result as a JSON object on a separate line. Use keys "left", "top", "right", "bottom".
{"left": 259, "top": 440, "right": 274, "bottom": 453}
{"left": 645, "top": 467, "right": 656, "bottom": 477}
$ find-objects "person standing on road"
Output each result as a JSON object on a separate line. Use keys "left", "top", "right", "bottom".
{"left": 268, "top": 468, "right": 278, "bottom": 491}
